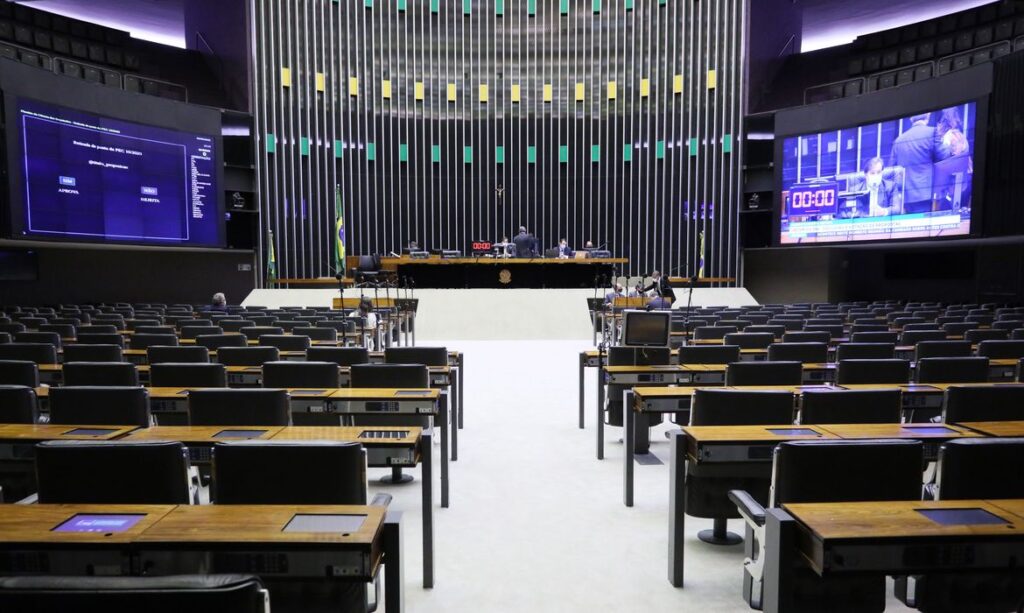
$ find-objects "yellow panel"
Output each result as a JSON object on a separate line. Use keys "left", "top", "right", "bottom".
{"left": 281, "top": 67, "right": 292, "bottom": 88}
{"left": 639, "top": 78, "right": 650, "bottom": 97}
{"left": 447, "top": 83, "right": 457, "bottom": 102}
{"left": 414, "top": 81, "right": 425, "bottom": 100}
{"left": 511, "top": 84, "right": 521, "bottom": 103}
{"left": 707, "top": 70, "right": 717, "bottom": 89}
{"left": 348, "top": 77, "right": 359, "bottom": 96}
{"left": 543, "top": 83, "right": 553, "bottom": 102}
{"left": 575, "top": 82, "right": 585, "bottom": 101}
{"left": 381, "top": 79, "right": 392, "bottom": 99}
{"left": 607, "top": 81, "right": 617, "bottom": 99}
{"left": 315, "top": 72, "right": 325, "bottom": 92}
{"left": 673, "top": 74, "right": 683, "bottom": 94}
{"left": 479, "top": 84, "right": 488, "bottom": 102}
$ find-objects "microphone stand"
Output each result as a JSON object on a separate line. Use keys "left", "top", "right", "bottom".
{"left": 383, "top": 278, "right": 392, "bottom": 348}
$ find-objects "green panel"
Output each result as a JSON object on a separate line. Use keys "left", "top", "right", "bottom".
{"left": 591, "top": 144, "right": 600, "bottom": 162}
{"left": 431, "top": 144, "right": 441, "bottom": 163}
{"left": 624, "top": 0, "right": 634, "bottom": 10}
{"left": 334, "top": 139, "right": 343, "bottom": 158}
{"left": 655, "top": 140, "right": 665, "bottom": 159}
{"left": 622, "top": 144, "right": 632, "bottom": 162}
{"left": 722, "top": 134, "right": 733, "bottom": 153}
{"left": 300, "top": 137, "right": 310, "bottom": 156}
{"left": 526, "top": 145, "right": 537, "bottom": 164}
{"left": 397, "top": 0, "right": 407, "bottom": 10}
{"left": 266, "top": 133, "right": 276, "bottom": 154}
{"left": 363, "top": 0, "right": 372, "bottom": 8}
{"left": 688, "top": 138, "right": 698, "bottom": 156}
{"left": 659, "top": 0, "right": 667, "bottom": 5}
{"left": 560, "top": 0, "right": 569, "bottom": 15}
{"left": 398, "top": 143, "right": 409, "bottom": 162}
{"left": 430, "top": 0, "right": 439, "bottom": 13}
{"left": 558, "top": 144, "right": 568, "bottom": 163}
{"left": 496, "top": 0, "right": 504, "bottom": 16}
{"left": 463, "top": 0, "right": 471, "bottom": 15}
{"left": 495, "top": 145, "right": 505, "bottom": 164}
{"left": 464, "top": 146, "right": 473, "bottom": 164}
{"left": 527, "top": 0, "right": 537, "bottom": 15}
{"left": 593, "top": 0, "right": 601, "bottom": 13}
{"left": 366, "top": 142, "right": 376, "bottom": 161}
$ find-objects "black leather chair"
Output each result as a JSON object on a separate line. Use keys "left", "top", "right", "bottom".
{"left": 129, "top": 333, "right": 179, "bottom": 350}
{"left": 914, "top": 340, "right": 972, "bottom": 360}
{"left": 180, "top": 326, "right": 223, "bottom": 340}
{"left": 147, "top": 345, "right": 210, "bottom": 364}
{"left": 780, "top": 331, "right": 829, "bottom": 344}
{"left": 942, "top": 384, "right": 1024, "bottom": 422}
{"left": 63, "top": 344, "right": 123, "bottom": 363}
{"left": 0, "top": 359, "right": 39, "bottom": 386}
{"left": 900, "top": 330, "right": 948, "bottom": 345}
{"left": 603, "top": 347, "right": 672, "bottom": 428}
{"left": 291, "top": 326, "right": 338, "bottom": 342}
{"left": 766, "top": 342, "right": 827, "bottom": 363}
{"left": 800, "top": 389, "right": 902, "bottom": 424}
{"left": 216, "top": 346, "right": 280, "bottom": 366}
{"left": 77, "top": 324, "right": 118, "bottom": 335}
{"left": 212, "top": 440, "right": 366, "bottom": 504}
{"left": 802, "top": 324, "right": 843, "bottom": 339}
{"left": 76, "top": 332, "right": 126, "bottom": 347}
{"left": 725, "top": 361, "right": 802, "bottom": 386}
{"left": 14, "top": 331, "right": 62, "bottom": 350}
{"left": 175, "top": 319, "right": 212, "bottom": 330}
{"left": 149, "top": 363, "right": 227, "bottom": 388}
{"left": 744, "top": 325, "right": 786, "bottom": 339}
{"left": 0, "top": 342, "right": 57, "bottom": 364}
{"left": 258, "top": 334, "right": 311, "bottom": 352}
{"left": 730, "top": 439, "right": 924, "bottom": 611}
{"left": 62, "top": 362, "right": 139, "bottom": 387}
{"left": 0, "top": 575, "right": 269, "bottom": 613}
{"left": 0, "top": 322, "right": 26, "bottom": 335}
{"left": 194, "top": 333, "right": 248, "bottom": 351}
{"left": 723, "top": 332, "right": 775, "bottom": 350}
{"left": 48, "top": 386, "right": 150, "bottom": 427}
{"left": 835, "top": 359, "right": 911, "bottom": 384}
{"left": 262, "top": 361, "right": 339, "bottom": 387}
{"left": 306, "top": 346, "right": 369, "bottom": 366}
{"left": 350, "top": 363, "right": 429, "bottom": 388}
{"left": 35, "top": 440, "right": 191, "bottom": 504}
{"left": 678, "top": 344, "right": 740, "bottom": 364}
{"left": 850, "top": 331, "right": 899, "bottom": 343}
{"left": 0, "top": 385, "right": 38, "bottom": 423}
{"left": 188, "top": 389, "right": 290, "bottom": 426}
{"left": 134, "top": 326, "right": 177, "bottom": 336}
{"left": 693, "top": 325, "right": 737, "bottom": 340}
{"left": 976, "top": 339, "right": 1024, "bottom": 359}
{"left": 916, "top": 357, "right": 989, "bottom": 383}
{"left": 686, "top": 389, "right": 796, "bottom": 545}
{"left": 834, "top": 342, "right": 895, "bottom": 361}
{"left": 850, "top": 323, "right": 889, "bottom": 334}
{"left": 963, "top": 328, "right": 1009, "bottom": 343}
{"left": 218, "top": 320, "right": 252, "bottom": 333}
{"left": 239, "top": 326, "right": 284, "bottom": 341}
{"left": 39, "top": 323, "right": 75, "bottom": 339}
{"left": 0, "top": 332, "right": 9, "bottom": 344}
{"left": 384, "top": 346, "right": 448, "bottom": 366}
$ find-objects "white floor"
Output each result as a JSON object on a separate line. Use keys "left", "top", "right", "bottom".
{"left": 365, "top": 340, "right": 915, "bottom": 612}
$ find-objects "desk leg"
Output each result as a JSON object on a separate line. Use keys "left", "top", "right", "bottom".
{"left": 412, "top": 315, "right": 416, "bottom": 346}
{"left": 624, "top": 389, "right": 634, "bottom": 507}
{"left": 420, "top": 431, "right": 434, "bottom": 589}
{"left": 668, "top": 430, "right": 686, "bottom": 587}
{"left": 578, "top": 355, "right": 586, "bottom": 429}
{"left": 440, "top": 402, "right": 450, "bottom": 508}
{"left": 456, "top": 358, "right": 464, "bottom": 430}
{"left": 383, "top": 510, "right": 405, "bottom": 613}
{"left": 596, "top": 371, "right": 605, "bottom": 460}
{"left": 447, "top": 390, "right": 457, "bottom": 462}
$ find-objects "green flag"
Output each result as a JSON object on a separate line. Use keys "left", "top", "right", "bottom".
{"left": 334, "top": 185, "right": 346, "bottom": 277}
{"left": 266, "top": 230, "right": 277, "bottom": 285}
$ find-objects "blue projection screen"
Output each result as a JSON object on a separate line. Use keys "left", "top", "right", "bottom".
{"left": 10, "top": 98, "right": 221, "bottom": 247}
{"left": 779, "top": 101, "right": 977, "bottom": 245}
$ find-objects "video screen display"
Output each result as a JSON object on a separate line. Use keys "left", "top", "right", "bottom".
{"left": 52, "top": 513, "right": 145, "bottom": 533}
{"left": 779, "top": 102, "right": 977, "bottom": 244}
{"left": 11, "top": 97, "right": 221, "bottom": 246}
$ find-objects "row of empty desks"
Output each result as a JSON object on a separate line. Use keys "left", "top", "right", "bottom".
{"left": 0, "top": 503, "right": 404, "bottom": 613}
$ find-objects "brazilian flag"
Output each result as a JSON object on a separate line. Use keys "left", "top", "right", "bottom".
{"left": 698, "top": 231, "right": 705, "bottom": 279}
{"left": 266, "top": 230, "right": 277, "bottom": 286}
{"left": 334, "top": 185, "right": 346, "bottom": 277}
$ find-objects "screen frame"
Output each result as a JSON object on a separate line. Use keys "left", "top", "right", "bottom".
{"left": 622, "top": 309, "right": 671, "bottom": 348}
{"left": 0, "top": 59, "right": 226, "bottom": 249}
{"left": 773, "top": 64, "right": 992, "bottom": 248}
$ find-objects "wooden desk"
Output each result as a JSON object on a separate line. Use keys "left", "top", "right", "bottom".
{"left": 959, "top": 420, "right": 1024, "bottom": 437}
{"left": 121, "top": 425, "right": 283, "bottom": 464}
{"left": 382, "top": 256, "right": 627, "bottom": 289}
{"left": 0, "top": 424, "right": 138, "bottom": 442}
{"left": 816, "top": 423, "right": 981, "bottom": 460}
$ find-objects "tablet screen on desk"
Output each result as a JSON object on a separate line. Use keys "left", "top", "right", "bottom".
{"left": 901, "top": 425, "right": 957, "bottom": 436}
{"left": 290, "top": 390, "right": 326, "bottom": 396}
{"left": 213, "top": 429, "right": 268, "bottom": 439}
{"left": 62, "top": 428, "right": 118, "bottom": 436}
{"left": 394, "top": 390, "right": 432, "bottom": 397}
{"left": 283, "top": 513, "right": 366, "bottom": 533}
{"left": 53, "top": 514, "right": 145, "bottom": 533}
{"left": 766, "top": 428, "right": 820, "bottom": 437}
{"left": 917, "top": 508, "right": 1009, "bottom": 526}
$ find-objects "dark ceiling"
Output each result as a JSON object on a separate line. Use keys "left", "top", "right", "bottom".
{"left": 14, "top": 0, "right": 185, "bottom": 47}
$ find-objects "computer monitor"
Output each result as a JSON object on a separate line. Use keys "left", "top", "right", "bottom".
{"left": 622, "top": 310, "right": 671, "bottom": 347}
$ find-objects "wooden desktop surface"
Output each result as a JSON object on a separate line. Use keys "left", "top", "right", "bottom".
{"left": 271, "top": 426, "right": 421, "bottom": 447}
{"left": 958, "top": 420, "right": 1024, "bottom": 437}
{"left": 682, "top": 425, "right": 835, "bottom": 443}
{"left": 816, "top": 423, "right": 983, "bottom": 439}
{"left": 383, "top": 257, "right": 628, "bottom": 267}
{"left": 329, "top": 388, "right": 440, "bottom": 401}
{"left": 0, "top": 423, "right": 138, "bottom": 441}
{"left": 122, "top": 426, "right": 284, "bottom": 443}
{"left": 0, "top": 504, "right": 174, "bottom": 544}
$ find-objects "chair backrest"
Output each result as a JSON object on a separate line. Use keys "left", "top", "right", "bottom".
{"left": 0, "top": 359, "right": 39, "bottom": 386}
{"left": 239, "top": 326, "right": 285, "bottom": 341}
{"left": 914, "top": 340, "right": 972, "bottom": 360}
{"left": 964, "top": 328, "right": 1009, "bottom": 343}
{"left": 780, "top": 331, "right": 829, "bottom": 344}
{"left": 275, "top": 320, "right": 305, "bottom": 333}
{"left": 0, "top": 322, "right": 27, "bottom": 335}
{"left": 48, "top": 386, "right": 150, "bottom": 427}
{"left": 766, "top": 342, "right": 828, "bottom": 363}
{"left": 258, "top": 334, "right": 311, "bottom": 351}
{"left": 835, "top": 342, "right": 895, "bottom": 361}
{"left": 942, "top": 384, "right": 1024, "bottom": 422}
{"left": 134, "top": 326, "right": 176, "bottom": 336}
{"left": 129, "top": 334, "right": 179, "bottom": 350}
{"left": 188, "top": 389, "right": 290, "bottom": 426}
{"left": 290, "top": 326, "right": 337, "bottom": 342}
{"left": 724, "top": 361, "right": 803, "bottom": 386}
{"left": 218, "top": 320, "right": 252, "bottom": 333}
{"left": 800, "top": 389, "right": 902, "bottom": 424}
{"left": 149, "top": 363, "right": 227, "bottom": 388}
{"left": 849, "top": 323, "right": 890, "bottom": 334}
{"left": 0, "top": 385, "right": 38, "bottom": 423}
{"left": 915, "top": 357, "right": 989, "bottom": 383}
{"left": 305, "top": 346, "right": 369, "bottom": 366}
{"left": 942, "top": 322, "right": 976, "bottom": 335}
{"left": 607, "top": 347, "right": 672, "bottom": 366}
{"left": 768, "top": 319, "right": 804, "bottom": 331}
{"left": 35, "top": 440, "right": 190, "bottom": 504}
{"left": 722, "top": 332, "right": 775, "bottom": 349}
{"left": 692, "top": 325, "right": 736, "bottom": 340}
{"left": 678, "top": 344, "right": 740, "bottom": 364}
{"left": 194, "top": 334, "right": 248, "bottom": 351}
{"left": 802, "top": 324, "right": 844, "bottom": 339}
{"left": 936, "top": 438, "right": 1024, "bottom": 500}
{"left": 216, "top": 346, "right": 280, "bottom": 366}
{"left": 899, "top": 330, "right": 947, "bottom": 345}
{"left": 0, "top": 574, "right": 269, "bottom": 612}
{"left": 147, "top": 345, "right": 210, "bottom": 364}
{"left": 743, "top": 325, "right": 786, "bottom": 339}
{"left": 62, "top": 362, "right": 139, "bottom": 387}
{"left": 689, "top": 389, "right": 795, "bottom": 425}
{"left": 180, "top": 326, "right": 223, "bottom": 340}
{"left": 835, "top": 359, "right": 910, "bottom": 384}
{"left": 176, "top": 319, "right": 212, "bottom": 330}
{"left": 212, "top": 440, "right": 366, "bottom": 504}
{"left": 76, "top": 333, "right": 126, "bottom": 348}
{"left": 770, "top": 440, "right": 923, "bottom": 507}
{"left": 261, "top": 361, "right": 339, "bottom": 388}
{"left": 125, "top": 319, "right": 161, "bottom": 331}
{"left": 850, "top": 331, "right": 899, "bottom": 343}
{"left": 0, "top": 342, "right": 57, "bottom": 364}
{"left": 350, "top": 363, "right": 429, "bottom": 388}
{"left": 976, "top": 339, "right": 1024, "bottom": 359}
{"left": 14, "top": 331, "right": 62, "bottom": 349}
{"left": 39, "top": 323, "right": 75, "bottom": 339}
{"left": 0, "top": 332, "right": 9, "bottom": 344}
{"left": 902, "top": 322, "right": 940, "bottom": 332}
{"left": 384, "top": 346, "right": 449, "bottom": 366}
{"left": 63, "top": 344, "right": 123, "bottom": 363}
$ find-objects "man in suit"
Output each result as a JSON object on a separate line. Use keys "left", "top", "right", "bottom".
{"left": 604, "top": 284, "right": 625, "bottom": 305}
{"left": 890, "top": 113, "right": 939, "bottom": 214}
{"left": 557, "top": 238, "right": 574, "bottom": 259}
{"left": 512, "top": 226, "right": 539, "bottom": 258}
{"left": 640, "top": 270, "right": 675, "bottom": 305}
{"left": 847, "top": 157, "right": 902, "bottom": 217}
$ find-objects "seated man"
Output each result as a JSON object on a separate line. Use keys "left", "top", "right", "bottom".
{"left": 557, "top": 238, "right": 574, "bottom": 259}
{"left": 604, "top": 284, "right": 625, "bottom": 305}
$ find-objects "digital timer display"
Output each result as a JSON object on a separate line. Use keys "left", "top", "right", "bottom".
{"left": 471, "top": 241, "right": 493, "bottom": 252}
{"left": 787, "top": 182, "right": 838, "bottom": 217}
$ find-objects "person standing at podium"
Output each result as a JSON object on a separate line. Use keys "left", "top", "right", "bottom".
{"left": 513, "top": 226, "right": 539, "bottom": 258}
{"left": 640, "top": 270, "right": 675, "bottom": 305}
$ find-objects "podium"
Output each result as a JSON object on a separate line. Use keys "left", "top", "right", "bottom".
{"left": 332, "top": 297, "right": 397, "bottom": 309}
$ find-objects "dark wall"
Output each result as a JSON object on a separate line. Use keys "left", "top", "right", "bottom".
{"left": 184, "top": 0, "right": 251, "bottom": 112}
{"left": 746, "top": 0, "right": 803, "bottom": 113}
{"left": 743, "top": 246, "right": 847, "bottom": 304}
{"left": 0, "top": 244, "right": 255, "bottom": 305}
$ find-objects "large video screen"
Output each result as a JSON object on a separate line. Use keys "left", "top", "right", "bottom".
{"left": 778, "top": 101, "right": 977, "bottom": 244}
{"left": 9, "top": 97, "right": 221, "bottom": 247}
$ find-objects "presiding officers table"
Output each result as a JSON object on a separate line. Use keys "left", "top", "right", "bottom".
{"left": 379, "top": 256, "right": 628, "bottom": 288}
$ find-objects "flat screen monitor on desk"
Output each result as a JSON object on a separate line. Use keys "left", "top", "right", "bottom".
{"left": 622, "top": 310, "right": 670, "bottom": 347}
